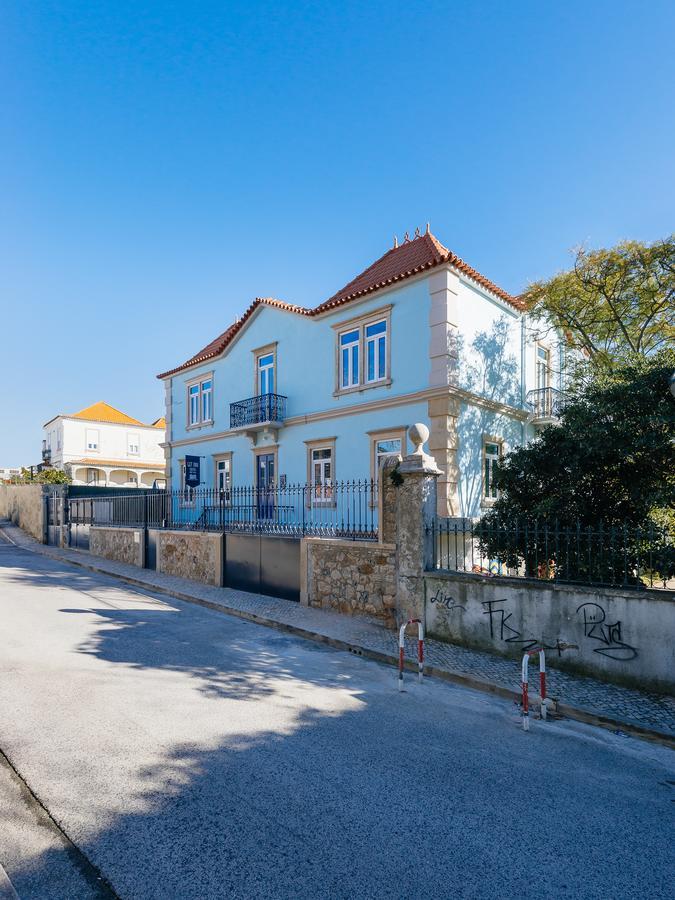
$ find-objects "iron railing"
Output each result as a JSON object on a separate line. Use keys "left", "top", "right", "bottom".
{"left": 526, "top": 387, "right": 565, "bottom": 420}
{"left": 230, "top": 394, "right": 287, "bottom": 429}
{"left": 68, "top": 480, "right": 379, "bottom": 540}
{"left": 428, "top": 518, "right": 674, "bottom": 590}
{"left": 41, "top": 440, "right": 51, "bottom": 464}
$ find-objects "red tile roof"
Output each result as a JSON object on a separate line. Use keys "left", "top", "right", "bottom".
{"left": 157, "top": 231, "right": 522, "bottom": 378}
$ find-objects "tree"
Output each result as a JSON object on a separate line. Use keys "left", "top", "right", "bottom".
{"left": 523, "top": 235, "right": 675, "bottom": 375}
{"left": 37, "top": 468, "right": 72, "bottom": 485}
{"left": 17, "top": 467, "right": 72, "bottom": 485}
{"left": 478, "top": 350, "right": 675, "bottom": 585}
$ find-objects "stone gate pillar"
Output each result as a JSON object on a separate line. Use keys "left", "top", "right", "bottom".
{"left": 395, "top": 423, "right": 441, "bottom": 622}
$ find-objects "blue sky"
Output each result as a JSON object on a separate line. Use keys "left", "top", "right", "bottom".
{"left": 2, "top": 0, "right": 674, "bottom": 465}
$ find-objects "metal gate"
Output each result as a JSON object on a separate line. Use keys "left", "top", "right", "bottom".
{"left": 224, "top": 533, "right": 300, "bottom": 602}
{"left": 46, "top": 492, "right": 64, "bottom": 546}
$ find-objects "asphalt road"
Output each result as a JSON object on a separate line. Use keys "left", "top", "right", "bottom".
{"left": 0, "top": 539, "right": 673, "bottom": 900}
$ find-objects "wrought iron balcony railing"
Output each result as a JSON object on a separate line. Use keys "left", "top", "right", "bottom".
{"left": 526, "top": 387, "right": 565, "bottom": 422}
{"left": 230, "top": 393, "right": 287, "bottom": 429}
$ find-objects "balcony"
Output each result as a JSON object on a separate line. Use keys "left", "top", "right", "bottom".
{"left": 526, "top": 387, "right": 565, "bottom": 425}
{"left": 41, "top": 440, "right": 51, "bottom": 465}
{"left": 230, "top": 393, "right": 287, "bottom": 437}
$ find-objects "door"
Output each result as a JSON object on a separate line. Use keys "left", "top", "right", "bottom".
{"left": 256, "top": 453, "right": 275, "bottom": 520}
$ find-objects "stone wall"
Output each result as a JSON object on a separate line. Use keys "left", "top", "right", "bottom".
{"left": 305, "top": 538, "right": 397, "bottom": 624}
{"left": 0, "top": 484, "right": 47, "bottom": 542}
{"left": 425, "top": 570, "right": 675, "bottom": 694}
{"left": 157, "top": 530, "right": 223, "bottom": 587}
{"left": 90, "top": 527, "right": 143, "bottom": 567}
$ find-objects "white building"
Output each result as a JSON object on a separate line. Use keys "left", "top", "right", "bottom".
{"left": 43, "top": 401, "right": 166, "bottom": 488}
{"left": 0, "top": 467, "right": 22, "bottom": 482}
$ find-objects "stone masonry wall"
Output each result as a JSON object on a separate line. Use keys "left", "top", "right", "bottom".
{"left": 157, "top": 530, "right": 223, "bottom": 587}
{"left": 0, "top": 484, "right": 46, "bottom": 542}
{"left": 425, "top": 570, "right": 675, "bottom": 693}
{"left": 90, "top": 526, "right": 143, "bottom": 567}
{"left": 306, "top": 539, "right": 397, "bottom": 625}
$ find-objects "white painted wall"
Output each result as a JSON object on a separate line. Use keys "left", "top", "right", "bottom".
{"left": 44, "top": 417, "right": 165, "bottom": 480}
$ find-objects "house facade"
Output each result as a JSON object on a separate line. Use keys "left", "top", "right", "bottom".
{"left": 158, "top": 230, "right": 565, "bottom": 517}
{"left": 43, "top": 401, "right": 166, "bottom": 488}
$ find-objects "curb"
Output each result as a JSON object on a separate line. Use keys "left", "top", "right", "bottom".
{"left": 3, "top": 527, "right": 675, "bottom": 750}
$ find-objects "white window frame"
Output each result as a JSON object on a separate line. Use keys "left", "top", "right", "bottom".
{"left": 257, "top": 353, "right": 275, "bottom": 395}
{"left": 482, "top": 437, "right": 503, "bottom": 504}
{"left": 339, "top": 329, "right": 360, "bottom": 390}
{"left": 367, "top": 427, "right": 406, "bottom": 505}
{"left": 214, "top": 453, "right": 233, "bottom": 505}
{"left": 333, "top": 306, "right": 392, "bottom": 396}
{"left": 304, "top": 438, "right": 336, "bottom": 508}
{"left": 536, "top": 344, "right": 551, "bottom": 391}
{"left": 186, "top": 373, "right": 214, "bottom": 428}
{"left": 310, "top": 446, "right": 333, "bottom": 506}
{"left": 127, "top": 433, "right": 140, "bottom": 456}
{"left": 365, "top": 319, "right": 388, "bottom": 384}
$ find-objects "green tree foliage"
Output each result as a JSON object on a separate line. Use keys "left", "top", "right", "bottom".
{"left": 523, "top": 235, "right": 675, "bottom": 375}
{"left": 479, "top": 351, "right": 675, "bottom": 584}
{"left": 16, "top": 467, "right": 72, "bottom": 485}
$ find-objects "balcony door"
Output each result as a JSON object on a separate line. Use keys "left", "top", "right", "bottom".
{"left": 256, "top": 453, "right": 275, "bottom": 519}
{"left": 258, "top": 354, "right": 275, "bottom": 395}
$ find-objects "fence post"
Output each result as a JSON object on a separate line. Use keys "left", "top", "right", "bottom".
{"left": 394, "top": 423, "right": 441, "bottom": 623}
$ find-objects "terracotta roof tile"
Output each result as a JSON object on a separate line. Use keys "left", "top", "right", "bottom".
{"left": 158, "top": 232, "right": 522, "bottom": 379}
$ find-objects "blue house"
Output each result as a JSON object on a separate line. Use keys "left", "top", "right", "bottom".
{"left": 157, "top": 228, "right": 565, "bottom": 519}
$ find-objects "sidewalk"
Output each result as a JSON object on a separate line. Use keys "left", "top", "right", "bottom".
{"left": 2, "top": 521, "right": 674, "bottom": 745}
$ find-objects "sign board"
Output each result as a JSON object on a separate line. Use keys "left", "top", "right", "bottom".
{"left": 185, "top": 455, "right": 201, "bottom": 488}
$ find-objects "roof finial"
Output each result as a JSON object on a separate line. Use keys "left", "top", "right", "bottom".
{"left": 425, "top": 222, "right": 430, "bottom": 234}
{"left": 393, "top": 235, "right": 398, "bottom": 248}
{"left": 414, "top": 226, "right": 421, "bottom": 238}
{"left": 403, "top": 230, "right": 410, "bottom": 243}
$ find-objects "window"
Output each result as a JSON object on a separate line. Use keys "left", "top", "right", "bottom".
{"left": 187, "top": 376, "right": 214, "bottom": 427}
{"left": 127, "top": 433, "right": 140, "bottom": 455}
{"left": 334, "top": 306, "right": 391, "bottom": 394}
{"left": 257, "top": 354, "right": 275, "bottom": 395}
{"left": 365, "top": 320, "right": 387, "bottom": 383}
{"left": 86, "top": 429, "right": 99, "bottom": 451}
{"left": 536, "top": 345, "right": 551, "bottom": 390}
{"left": 311, "top": 447, "right": 333, "bottom": 505}
{"left": 340, "top": 330, "right": 360, "bottom": 389}
{"left": 483, "top": 440, "right": 502, "bottom": 501}
{"left": 215, "top": 455, "right": 232, "bottom": 504}
{"left": 201, "top": 379, "right": 213, "bottom": 422}
{"left": 375, "top": 437, "right": 402, "bottom": 470}
{"left": 179, "top": 460, "right": 195, "bottom": 506}
{"left": 368, "top": 428, "right": 406, "bottom": 501}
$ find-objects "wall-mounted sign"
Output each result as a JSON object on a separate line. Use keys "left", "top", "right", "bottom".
{"left": 185, "top": 455, "right": 201, "bottom": 488}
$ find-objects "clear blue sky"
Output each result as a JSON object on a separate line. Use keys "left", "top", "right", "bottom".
{"left": 2, "top": 0, "right": 674, "bottom": 465}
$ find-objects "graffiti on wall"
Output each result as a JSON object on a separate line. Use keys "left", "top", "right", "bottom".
{"left": 429, "top": 587, "right": 466, "bottom": 613}
{"left": 576, "top": 603, "right": 637, "bottom": 660}
{"left": 481, "top": 599, "right": 543, "bottom": 652}
{"left": 479, "top": 598, "right": 638, "bottom": 661}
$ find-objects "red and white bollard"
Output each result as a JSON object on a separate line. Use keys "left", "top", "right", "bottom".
{"left": 398, "top": 618, "right": 424, "bottom": 691}
{"left": 521, "top": 648, "right": 546, "bottom": 731}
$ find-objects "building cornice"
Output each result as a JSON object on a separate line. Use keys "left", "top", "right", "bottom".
{"left": 165, "top": 386, "right": 528, "bottom": 449}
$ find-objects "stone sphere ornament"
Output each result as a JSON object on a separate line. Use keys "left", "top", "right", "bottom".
{"left": 409, "top": 422, "right": 430, "bottom": 455}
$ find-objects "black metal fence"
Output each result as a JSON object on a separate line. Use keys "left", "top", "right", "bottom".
{"left": 428, "top": 518, "right": 675, "bottom": 590}
{"left": 68, "top": 480, "right": 379, "bottom": 540}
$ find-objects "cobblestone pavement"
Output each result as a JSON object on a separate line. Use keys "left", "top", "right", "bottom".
{"left": 2, "top": 522, "right": 674, "bottom": 739}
